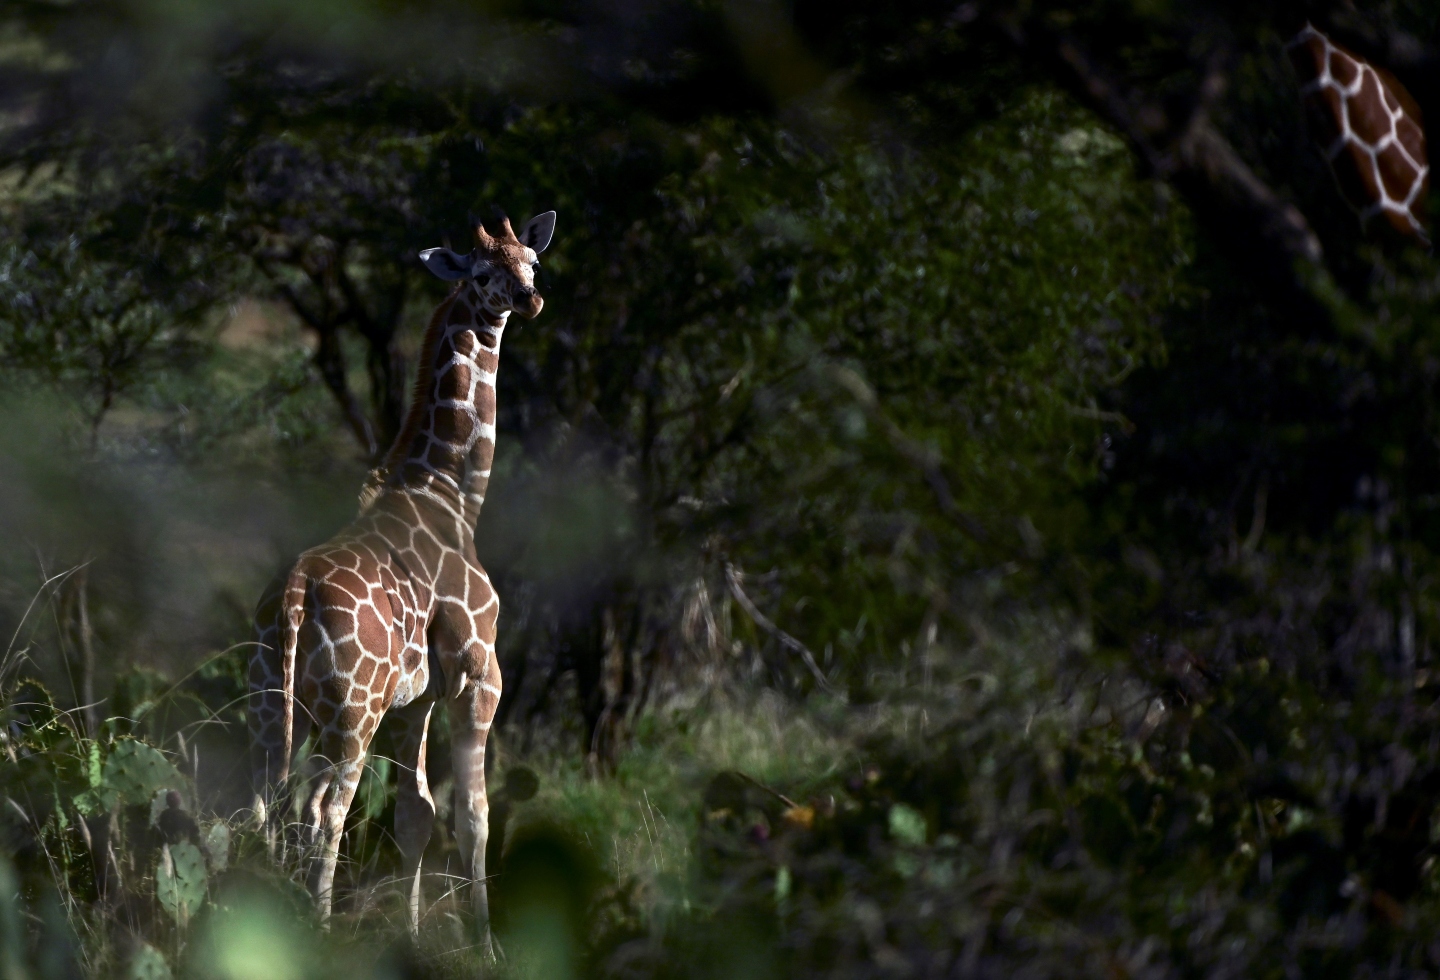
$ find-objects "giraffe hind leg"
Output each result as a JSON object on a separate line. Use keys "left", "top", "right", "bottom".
{"left": 304, "top": 718, "right": 376, "bottom": 926}
{"left": 247, "top": 617, "right": 289, "bottom": 853}
{"left": 391, "top": 700, "right": 436, "bottom": 937}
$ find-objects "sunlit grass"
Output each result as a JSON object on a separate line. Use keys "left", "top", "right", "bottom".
{"left": 511, "top": 688, "right": 851, "bottom": 918}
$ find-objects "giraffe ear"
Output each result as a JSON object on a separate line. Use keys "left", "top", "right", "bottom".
{"left": 419, "top": 247, "right": 474, "bottom": 281}
{"left": 518, "top": 211, "right": 556, "bottom": 253}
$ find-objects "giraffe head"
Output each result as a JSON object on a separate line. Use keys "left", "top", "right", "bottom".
{"left": 420, "top": 211, "right": 557, "bottom": 320}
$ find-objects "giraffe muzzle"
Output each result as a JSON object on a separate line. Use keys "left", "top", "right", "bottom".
{"left": 515, "top": 287, "right": 543, "bottom": 319}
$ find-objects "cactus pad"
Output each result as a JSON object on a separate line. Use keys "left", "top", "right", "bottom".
{"left": 156, "top": 841, "right": 207, "bottom": 925}
{"left": 100, "top": 739, "right": 185, "bottom": 810}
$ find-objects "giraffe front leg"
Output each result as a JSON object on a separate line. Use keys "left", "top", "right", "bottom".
{"left": 391, "top": 700, "right": 436, "bottom": 937}
{"left": 447, "top": 657, "right": 501, "bottom": 959}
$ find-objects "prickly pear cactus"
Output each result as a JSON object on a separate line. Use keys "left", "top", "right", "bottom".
{"left": 156, "top": 841, "right": 207, "bottom": 925}
{"left": 128, "top": 942, "right": 173, "bottom": 980}
{"left": 202, "top": 820, "right": 231, "bottom": 872}
{"left": 96, "top": 739, "right": 185, "bottom": 811}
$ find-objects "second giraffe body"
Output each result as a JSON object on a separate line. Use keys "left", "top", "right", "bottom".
{"left": 1288, "top": 23, "right": 1429, "bottom": 242}
{"left": 248, "top": 211, "right": 557, "bottom": 951}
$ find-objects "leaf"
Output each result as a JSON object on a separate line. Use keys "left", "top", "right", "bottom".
{"left": 202, "top": 820, "right": 231, "bottom": 872}
{"left": 127, "top": 942, "right": 173, "bottom": 980}
{"left": 156, "top": 841, "right": 207, "bottom": 926}
{"left": 888, "top": 803, "right": 927, "bottom": 846}
{"left": 99, "top": 739, "right": 185, "bottom": 811}
{"left": 782, "top": 805, "right": 815, "bottom": 830}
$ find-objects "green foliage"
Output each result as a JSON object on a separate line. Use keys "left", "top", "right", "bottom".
{"left": 0, "top": 210, "right": 213, "bottom": 433}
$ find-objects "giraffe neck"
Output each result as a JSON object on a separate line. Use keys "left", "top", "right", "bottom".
{"left": 372, "top": 284, "right": 505, "bottom": 545}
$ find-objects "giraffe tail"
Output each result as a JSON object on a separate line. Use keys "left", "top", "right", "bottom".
{"left": 276, "top": 566, "right": 308, "bottom": 789}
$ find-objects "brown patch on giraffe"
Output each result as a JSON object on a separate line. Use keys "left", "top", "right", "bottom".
{"left": 298, "top": 620, "right": 324, "bottom": 654}
{"left": 431, "top": 407, "right": 466, "bottom": 444}
{"left": 426, "top": 442, "right": 462, "bottom": 471}
{"left": 1376, "top": 143, "right": 1424, "bottom": 202}
{"left": 354, "top": 656, "right": 377, "bottom": 687}
{"left": 446, "top": 298, "right": 474, "bottom": 327}
{"left": 472, "top": 387, "right": 496, "bottom": 419}
{"left": 1398, "top": 114, "right": 1425, "bottom": 158}
{"left": 355, "top": 602, "right": 387, "bottom": 644}
{"left": 327, "top": 568, "right": 369, "bottom": 600}
{"left": 373, "top": 514, "right": 411, "bottom": 546}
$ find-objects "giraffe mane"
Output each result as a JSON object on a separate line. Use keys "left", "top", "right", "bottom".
{"left": 358, "top": 282, "right": 465, "bottom": 512}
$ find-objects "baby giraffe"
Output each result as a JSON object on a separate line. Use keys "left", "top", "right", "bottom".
{"left": 248, "top": 211, "right": 556, "bottom": 953}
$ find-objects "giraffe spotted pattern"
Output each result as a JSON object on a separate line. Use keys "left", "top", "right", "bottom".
{"left": 1288, "top": 23, "right": 1429, "bottom": 242}
{"left": 247, "top": 212, "right": 555, "bottom": 954}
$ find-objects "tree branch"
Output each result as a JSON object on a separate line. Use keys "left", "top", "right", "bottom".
{"left": 313, "top": 321, "right": 378, "bottom": 459}
{"left": 725, "top": 562, "right": 836, "bottom": 694}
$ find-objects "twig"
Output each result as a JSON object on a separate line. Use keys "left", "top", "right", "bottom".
{"left": 733, "top": 770, "right": 801, "bottom": 810}
{"left": 724, "top": 563, "right": 837, "bottom": 694}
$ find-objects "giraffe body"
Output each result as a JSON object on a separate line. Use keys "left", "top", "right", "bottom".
{"left": 248, "top": 212, "right": 556, "bottom": 950}
{"left": 1288, "top": 23, "right": 1429, "bottom": 242}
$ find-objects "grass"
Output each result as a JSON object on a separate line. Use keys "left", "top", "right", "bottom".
{"left": 2, "top": 597, "right": 1073, "bottom": 978}
{"left": 15, "top": 598, "right": 1432, "bottom": 980}
{"left": 0, "top": 627, "right": 876, "bottom": 979}
{"left": 511, "top": 687, "right": 852, "bottom": 916}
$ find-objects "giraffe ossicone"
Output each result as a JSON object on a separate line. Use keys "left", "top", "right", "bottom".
{"left": 248, "top": 210, "right": 556, "bottom": 953}
{"left": 1288, "top": 23, "right": 1429, "bottom": 243}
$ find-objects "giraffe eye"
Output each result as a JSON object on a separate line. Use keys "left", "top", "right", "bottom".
{"left": 475, "top": 274, "right": 490, "bottom": 286}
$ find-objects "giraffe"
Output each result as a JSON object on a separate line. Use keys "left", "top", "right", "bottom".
{"left": 247, "top": 210, "right": 557, "bottom": 951}
{"left": 1287, "top": 23, "right": 1429, "bottom": 243}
